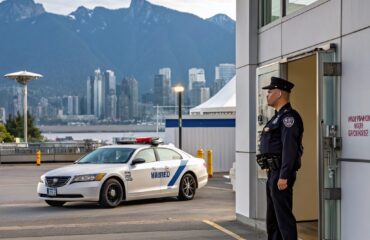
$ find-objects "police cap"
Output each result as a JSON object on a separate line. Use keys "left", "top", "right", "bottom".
{"left": 262, "top": 77, "right": 294, "bottom": 93}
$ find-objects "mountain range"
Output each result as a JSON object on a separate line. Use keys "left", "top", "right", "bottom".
{"left": 0, "top": 0, "right": 235, "bottom": 102}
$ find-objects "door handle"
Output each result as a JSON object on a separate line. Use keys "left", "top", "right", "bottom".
{"left": 152, "top": 167, "right": 156, "bottom": 171}
{"left": 165, "top": 167, "right": 170, "bottom": 171}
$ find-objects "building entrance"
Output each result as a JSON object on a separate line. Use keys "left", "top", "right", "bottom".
{"left": 287, "top": 55, "right": 318, "bottom": 239}
{"left": 256, "top": 48, "right": 341, "bottom": 240}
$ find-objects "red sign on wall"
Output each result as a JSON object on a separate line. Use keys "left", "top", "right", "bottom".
{"left": 347, "top": 115, "right": 370, "bottom": 137}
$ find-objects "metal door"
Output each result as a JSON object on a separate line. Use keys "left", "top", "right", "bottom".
{"left": 255, "top": 62, "right": 286, "bottom": 218}
{"left": 317, "top": 49, "right": 342, "bottom": 240}
{"left": 256, "top": 62, "right": 286, "bottom": 179}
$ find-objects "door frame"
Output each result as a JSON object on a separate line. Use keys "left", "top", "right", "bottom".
{"left": 255, "top": 44, "right": 341, "bottom": 239}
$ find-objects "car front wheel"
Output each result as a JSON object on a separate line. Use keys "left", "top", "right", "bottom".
{"left": 178, "top": 173, "right": 196, "bottom": 201}
{"left": 99, "top": 178, "right": 123, "bottom": 208}
{"left": 45, "top": 200, "right": 65, "bottom": 207}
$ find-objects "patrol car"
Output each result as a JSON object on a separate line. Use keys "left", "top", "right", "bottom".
{"left": 37, "top": 138, "right": 208, "bottom": 208}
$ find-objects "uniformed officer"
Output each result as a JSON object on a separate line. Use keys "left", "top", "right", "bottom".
{"left": 259, "top": 77, "right": 304, "bottom": 240}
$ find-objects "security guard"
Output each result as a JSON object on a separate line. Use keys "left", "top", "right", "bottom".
{"left": 258, "top": 77, "right": 304, "bottom": 240}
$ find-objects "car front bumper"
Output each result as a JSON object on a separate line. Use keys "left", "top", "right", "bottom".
{"left": 37, "top": 181, "right": 102, "bottom": 202}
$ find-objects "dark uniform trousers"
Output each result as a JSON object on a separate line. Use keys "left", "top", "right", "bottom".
{"left": 266, "top": 170, "right": 297, "bottom": 240}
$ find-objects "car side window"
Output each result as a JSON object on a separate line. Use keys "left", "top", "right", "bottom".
{"left": 134, "top": 148, "right": 156, "bottom": 163}
{"left": 157, "top": 148, "right": 182, "bottom": 161}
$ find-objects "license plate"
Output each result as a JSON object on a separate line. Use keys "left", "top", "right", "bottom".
{"left": 47, "top": 188, "right": 57, "bottom": 197}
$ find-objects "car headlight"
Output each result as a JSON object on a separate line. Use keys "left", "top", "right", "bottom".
{"left": 71, "top": 173, "right": 106, "bottom": 184}
{"left": 39, "top": 176, "right": 44, "bottom": 184}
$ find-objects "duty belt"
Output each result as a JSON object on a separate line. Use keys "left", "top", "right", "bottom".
{"left": 256, "top": 154, "right": 281, "bottom": 171}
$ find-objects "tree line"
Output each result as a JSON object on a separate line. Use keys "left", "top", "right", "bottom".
{"left": 0, "top": 112, "right": 43, "bottom": 143}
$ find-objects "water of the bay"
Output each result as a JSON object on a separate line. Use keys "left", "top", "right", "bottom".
{"left": 42, "top": 132, "right": 165, "bottom": 144}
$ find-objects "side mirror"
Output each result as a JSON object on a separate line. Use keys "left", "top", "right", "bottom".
{"left": 131, "top": 158, "right": 146, "bottom": 165}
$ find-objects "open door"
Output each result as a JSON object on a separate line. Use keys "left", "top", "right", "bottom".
{"left": 317, "top": 49, "right": 342, "bottom": 240}
{"left": 255, "top": 62, "right": 286, "bottom": 218}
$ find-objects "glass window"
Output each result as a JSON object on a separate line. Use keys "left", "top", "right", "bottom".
{"left": 259, "top": 0, "right": 281, "bottom": 27}
{"left": 285, "top": 0, "right": 319, "bottom": 15}
{"left": 157, "top": 148, "right": 182, "bottom": 161}
{"left": 134, "top": 148, "right": 156, "bottom": 163}
{"left": 77, "top": 148, "right": 135, "bottom": 164}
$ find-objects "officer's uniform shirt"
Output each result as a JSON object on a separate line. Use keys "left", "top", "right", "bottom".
{"left": 260, "top": 103, "right": 303, "bottom": 179}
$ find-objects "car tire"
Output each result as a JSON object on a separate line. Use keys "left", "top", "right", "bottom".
{"left": 45, "top": 200, "right": 66, "bottom": 207}
{"left": 178, "top": 173, "right": 196, "bottom": 201}
{"left": 99, "top": 178, "right": 123, "bottom": 208}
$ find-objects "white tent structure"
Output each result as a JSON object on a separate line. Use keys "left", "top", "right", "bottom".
{"left": 190, "top": 76, "right": 235, "bottom": 115}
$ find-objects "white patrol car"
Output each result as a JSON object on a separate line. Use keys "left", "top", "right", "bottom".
{"left": 37, "top": 138, "right": 208, "bottom": 208}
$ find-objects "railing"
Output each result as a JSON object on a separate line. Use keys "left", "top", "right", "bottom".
{"left": 0, "top": 141, "right": 105, "bottom": 164}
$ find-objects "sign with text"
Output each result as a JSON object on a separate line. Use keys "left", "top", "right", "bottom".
{"left": 347, "top": 115, "right": 370, "bottom": 137}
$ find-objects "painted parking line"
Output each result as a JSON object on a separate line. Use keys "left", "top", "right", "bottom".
{"left": 205, "top": 186, "right": 234, "bottom": 192}
{"left": 203, "top": 220, "right": 245, "bottom": 240}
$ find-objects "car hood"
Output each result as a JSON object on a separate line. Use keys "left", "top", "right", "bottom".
{"left": 43, "top": 164, "right": 129, "bottom": 177}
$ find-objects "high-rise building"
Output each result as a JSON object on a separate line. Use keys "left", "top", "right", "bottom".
{"left": 104, "top": 70, "right": 117, "bottom": 120}
{"left": 105, "top": 70, "right": 116, "bottom": 95}
{"left": 62, "top": 96, "right": 79, "bottom": 115}
{"left": 86, "top": 76, "right": 94, "bottom": 115}
{"left": 0, "top": 108, "right": 6, "bottom": 123}
{"left": 188, "top": 68, "right": 206, "bottom": 91}
{"left": 190, "top": 81, "right": 206, "bottom": 106}
{"left": 106, "top": 90, "right": 117, "bottom": 120}
{"left": 215, "top": 63, "right": 236, "bottom": 83}
{"left": 159, "top": 68, "right": 171, "bottom": 86}
{"left": 11, "top": 86, "right": 23, "bottom": 116}
{"left": 93, "top": 69, "right": 104, "bottom": 119}
{"left": 159, "top": 68, "right": 172, "bottom": 105}
{"left": 213, "top": 63, "right": 236, "bottom": 95}
{"left": 200, "top": 87, "right": 210, "bottom": 104}
{"left": 154, "top": 74, "right": 170, "bottom": 106}
{"left": 119, "top": 77, "right": 139, "bottom": 120}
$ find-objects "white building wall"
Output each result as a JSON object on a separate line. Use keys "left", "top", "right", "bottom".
{"left": 237, "top": 0, "right": 370, "bottom": 238}
{"left": 235, "top": 0, "right": 258, "bottom": 220}
{"left": 341, "top": 24, "right": 370, "bottom": 239}
{"left": 165, "top": 116, "right": 235, "bottom": 172}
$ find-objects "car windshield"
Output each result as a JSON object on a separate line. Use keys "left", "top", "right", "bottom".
{"left": 77, "top": 148, "right": 135, "bottom": 164}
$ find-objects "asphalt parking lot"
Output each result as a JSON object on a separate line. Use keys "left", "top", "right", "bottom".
{"left": 0, "top": 163, "right": 266, "bottom": 240}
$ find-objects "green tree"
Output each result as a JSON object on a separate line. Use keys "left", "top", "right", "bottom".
{"left": 5, "top": 112, "right": 43, "bottom": 142}
{"left": 0, "top": 124, "right": 14, "bottom": 142}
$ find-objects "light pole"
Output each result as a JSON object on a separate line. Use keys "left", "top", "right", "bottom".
{"left": 4, "top": 71, "right": 43, "bottom": 143}
{"left": 173, "top": 84, "right": 184, "bottom": 149}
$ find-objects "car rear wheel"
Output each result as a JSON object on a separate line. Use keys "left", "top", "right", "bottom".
{"left": 45, "top": 200, "right": 66, "bottom": 207}
{"left": 178, "top": 173, "right": 196, "bottom": 201}
{"left": 99, "top": 178, "right": 123, "bottom": 208}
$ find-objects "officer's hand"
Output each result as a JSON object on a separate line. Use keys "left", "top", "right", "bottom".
{"left": 277, "top": 179, "right": 288, "bottom": 190}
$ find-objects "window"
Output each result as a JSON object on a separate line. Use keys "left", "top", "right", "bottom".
{"left": 157, "top": 148, "right": 182, "bottom": 161}
{"left": 259, "top": 0, "right": 281, "bottom": 27}
{"left": 285, "top": 0, "right": 319, "bottom": 15}
{"left": 259, "top": 0, "right": 320, "bottom": 27}
{"left": 135, "top": 148, "right": 156, "bottom": 163}
{"left": 77, "top": 148, "right": 135, "bottom": 164}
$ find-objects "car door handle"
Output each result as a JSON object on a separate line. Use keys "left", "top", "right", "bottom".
{"left": 165, "top": 167, "right": 170, "bottom": 171}
{"left": 152, "top": 167, "right": 156, "bottom": 171}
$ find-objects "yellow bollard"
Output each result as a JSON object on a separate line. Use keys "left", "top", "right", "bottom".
{"left": 197, "top": 148, "right": 204, "bottom": 159}
{"left": 207, "top": 150, "right": 213, "bottom": 178}
{"left": 36, "top": 150, "right": 41, "bottom": 166}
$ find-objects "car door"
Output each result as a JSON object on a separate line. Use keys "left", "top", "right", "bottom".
{"left": 155, "top": 147, "right": 185, "bottom": 194}
{"left": 127, "top": 148, "right": 161, "bottom": 200}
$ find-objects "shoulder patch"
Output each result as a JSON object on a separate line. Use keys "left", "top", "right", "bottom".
{"left": 283, "top": 117, "right": 295, "bottom": 128}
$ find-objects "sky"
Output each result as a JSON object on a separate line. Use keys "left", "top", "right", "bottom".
{"left": 31, "top": 0, "right": 236, "bottom": 20}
